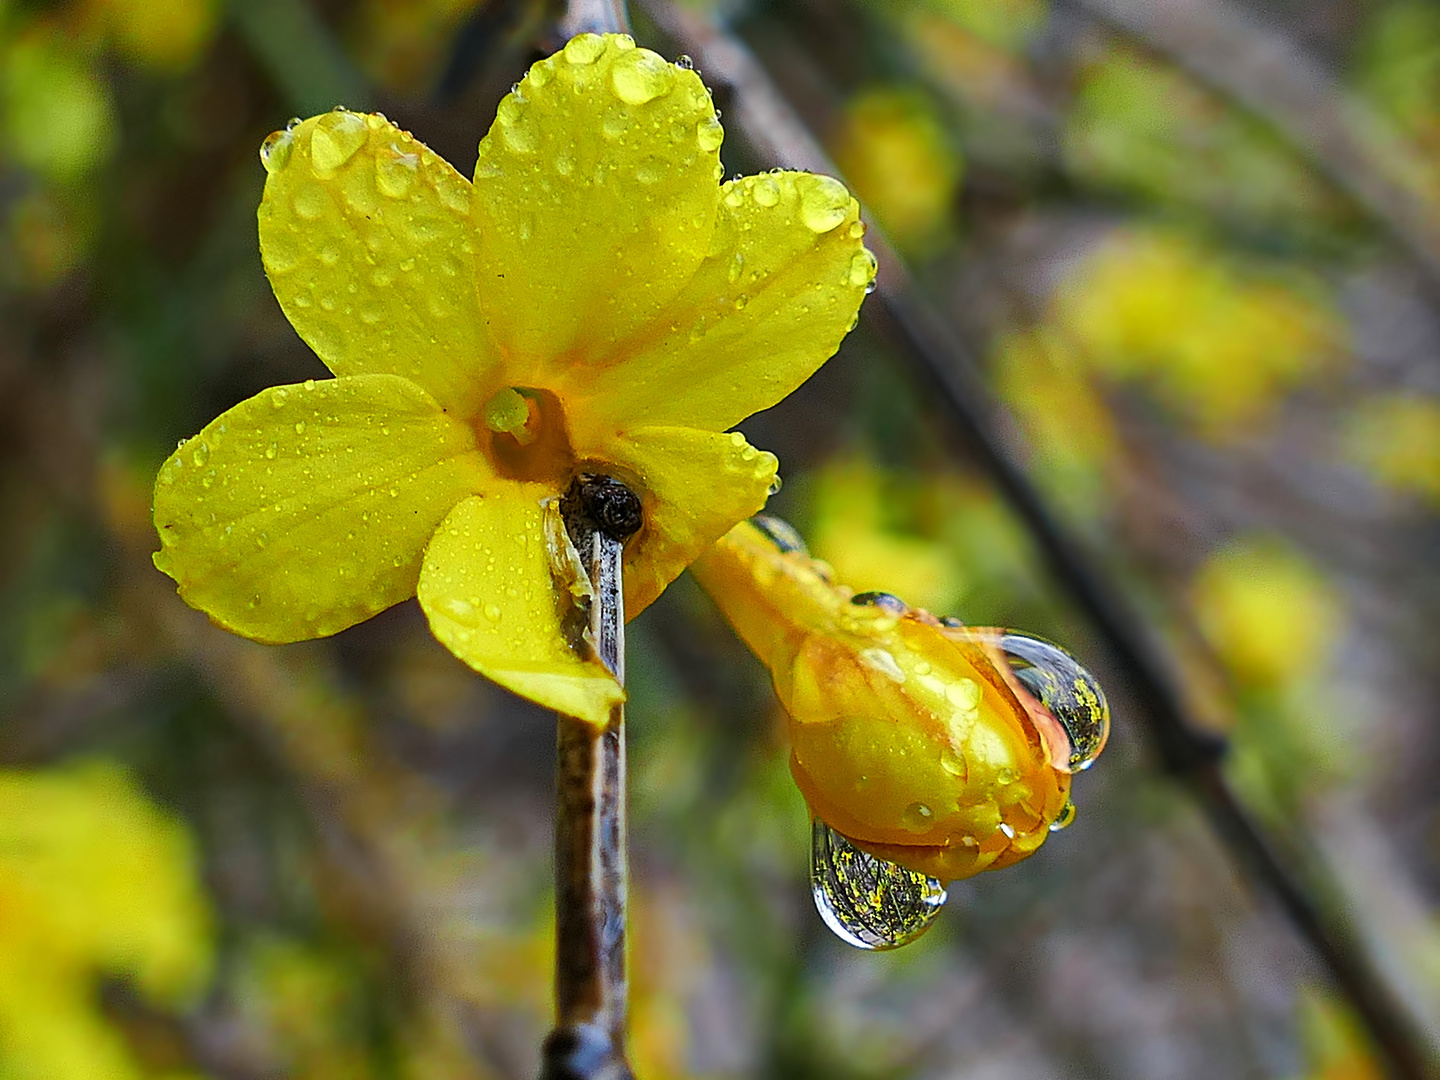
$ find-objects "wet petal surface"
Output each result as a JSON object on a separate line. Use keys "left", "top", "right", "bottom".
{"left": 153, "top": 374, "right": 487, "bottom": 642}
{"left": 259, "top": 111, "right": 495, "bottom": 417}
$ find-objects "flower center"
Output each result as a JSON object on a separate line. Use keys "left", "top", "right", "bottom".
{"left": 480, "top": 386, "right": 577, "bottom": 485}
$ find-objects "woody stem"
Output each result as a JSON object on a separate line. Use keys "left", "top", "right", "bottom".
{"left": 541, "top": 482, "right": 634, "bottom": 1080}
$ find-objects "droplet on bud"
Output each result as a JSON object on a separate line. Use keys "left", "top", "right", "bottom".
{"left": 998, "top": 633, "right": 1110, "bottom": 771}
{"left": 811, "top": 819, "right": 947, "bottom": 951}
{"left": 850, "top": 591, "right": 907, "bottom": 614}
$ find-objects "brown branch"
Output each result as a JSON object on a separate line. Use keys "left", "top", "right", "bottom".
{"left": 541, "top": 477, "right": 639, "bottom": 1080}
{"left": 638, "top": 5, "right": 1437, "bottom": 1078}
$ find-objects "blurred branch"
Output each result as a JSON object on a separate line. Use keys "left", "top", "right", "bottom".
{"left": 227, "top": 0, "right": 372, "bottom": 114}
{"left": 640, "top": 4, "right": 1437, "bottom": 1078}
{"left": 1057, "top": 0, "right": 1440, "bottom": 298}
{"left": 560, "top": 0, "right": 631, "bottom": 38}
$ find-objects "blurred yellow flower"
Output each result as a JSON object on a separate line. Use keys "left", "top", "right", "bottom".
{"left": 79, "top": 0, "right": 219, "bottom": 71}
{"left": 1053, "top": 229, "right": 1342, "bottom": 437}
{"left": 0, "top": 31, "right": 117, "bottom": 182}
{"left": 152, "top": 33, "right": 874, "bottom": 726}
{"left": 0, "top": 762, "right": 212, "bottom": 1079}
{"left": 1343, "top": 393, "right": 1440, "bottom": 506}
{"left": 831, "top": 88, "right": 961, "bottom": 255}
{"left": 1190, "top": 538, "right": 1343, "bottom": 689}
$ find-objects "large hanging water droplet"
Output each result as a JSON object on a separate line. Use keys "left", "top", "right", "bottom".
{"left": 811, "top": 819, "right": 947, "bottom": 951}
{"left": 998, "top": 633, "right": 1110, "bottom": 771}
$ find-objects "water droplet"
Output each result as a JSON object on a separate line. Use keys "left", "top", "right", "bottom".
{"left": 376, "top": 146, "right": 419, "bottom": 197}
{"left": 733, "top": 294, "right": 748, "bottom": 311}
{"left": 611, "top": 48, "right": 675, "bottom": 104}
{"left": 811, "top": 820, "right": 947, "bottom": 951}
{"left": 767, "top": 474, "right": 783, "bottom": 496}
{"left": 310, "top": 110, "right": 368, "bottom": 174}
{"left": 635, "top": 157, "right": 666, "bottom": 184}
{"left": 292, "top": 182, "right": 327, "bottom": 220}
{"left": 800, "top": 176, "right": 850, "bottom": 233}
{"left": 303, "top": 378, "right": 316, "bottom": 391}
{"left": 722, "top": 185, "right": 743, "bottom": 208}
{"left": 902, "top": 802, "right": 933, "bottom": 831}
{"left": 848, "top": 220, "right": 866, "bottom": 239}
{"left": 529, "top": 58, "right": 555, "bottom": 87}
{"left": 727, "top": 251, "right": 744, "bottom": 284}
{"left": 753, "top": 175, "right": 780, "bottom": 207}
{"left": 998, "top": 634, "right": 1110, "bottom": 771}
{"left": 260, "top": 129, "right": 293, "bottom": 173}
{"left": 851, "top": 591, "right": 907, "bottom": 614}
{"left": 696, "top": 115, "right": 723, "bottom": 152}
{"left": 751, "top": 514, "right": 807, "bottom": 554}
{"left": 1050, "top": 800, "right": 1077, "bottom": 832}
{"left": 294, "top": 421, "right": 306, "bottom": 435}
{"left": 563, "top": 34, "right": 605, "bottom": 66}
{"left": 555, "top": 153, "right": 575, "bottom": 176}
{"left": 496, "top": 95, "right": 538, "bottom": 154}
{"left": 848, "top": 250, "right": 877, "bottom": 288}
{"left": 675, "top": 54, "right": 695, "bottom": 71}
{"left": 483, "top": 603, "right": 503, "bottom": 622}
{"left": 190, "top": 441, "right": 209, "bottom": 467}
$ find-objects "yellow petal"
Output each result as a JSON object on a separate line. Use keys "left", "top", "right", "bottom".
{"left": 594, "top": 427, "right": 778, "bottom": 618}
{"left": 471, "top": 34, "right": 722, "bottom": 376}
{"left": 258, "top": 111, "right": 494, "bottom": 417}
{"left": 153, "top": 374, "right": 487, "bottom": 642}
{"left": 417, "top": 492, "right": 624, "bottom": 726}
{"left": 571, "top": 172, "right": 873, "bottom": 436}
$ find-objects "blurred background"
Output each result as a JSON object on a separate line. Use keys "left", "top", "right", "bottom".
{"left": 2, "top": 0, "right": 1440, "bottom": 1076}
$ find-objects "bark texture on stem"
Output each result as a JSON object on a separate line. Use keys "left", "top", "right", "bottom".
{"left": 541, "top": 477, "right": 638, "bottom": 1080}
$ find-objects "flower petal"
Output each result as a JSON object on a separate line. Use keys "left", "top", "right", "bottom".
{"left": 571, "top": 172, "right": 874, "bottom": 435}
{"left": 594, "top": 427, "right": 779, "bottom": 618}
{"left": 471, "top": 34, "right": 722, "bottom": 376}
{"left": 258, "top": 111, "right": 494, "bottom": 417}
{"left": 153, "top": 374, "right": 487, "bottom": 642}
{"left": 417, "top": 492, "right": 624, "bottom": 726}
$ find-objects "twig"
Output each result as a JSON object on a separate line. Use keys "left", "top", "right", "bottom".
{"left": 639, "top": 5, "right": 1436, "bottom": 1078}
{"left": 542, "top": 476, "right": 641, "bottom": 1080}
{"left": 560, "top": 0, "right": 631, "bottom": 38}
{"left": 1055, "top": 0, "right": 1440, "bottom": 298}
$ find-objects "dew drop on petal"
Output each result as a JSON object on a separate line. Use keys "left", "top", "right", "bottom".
{"left": 635, "top": 157, "right": 666, "bottom": 185}
{"left": 848, "top": 219, "right": 866, "bottom": 239}
{"left": 811, "top": 820, "right": 947, "bottom": 951}
{"left": 294, "top": 421, "right": 306, "bottom": 435}
{"left": 611, "top": 48, "right": 675, "bottom": 104}
{"left": 292, "top": 182, "right": 327, "bottom": 220}
{"left": 998, "top": 633, "right": 1110, "bottom": 771}
{"left": 563, "top": 33, "right": 605, "bottom": 65}
{"left": 1050, "top": 800, "right": 1077, "bottom": 832}
{"left": 529, "top": 58, "right": 555, "bottom": 87}
{"left": 190, "top": 441, "right": 209, "bottom": 467}
{"left": 260, "top": 129, "right": 293, "bottom": 173}
{"left": 376, "top": 146, "right": 419, "bottom": 197}
{"left": 751, "top": 513, "right": 807, "bottom": 554}
{"left": 753, "top": 175, "right": 780, "bottom": 207}
{"left": 310, "top": 110, "right": 368, "bottom": 174}
{"left": 849, "top": 249, "right": 878, "bottom": 288}
{"left": 728, "top": 251, "right": 744, "bottom": 284}
{"left": 696, "top": 115, "right": 724, "bottom": 152}
{"left": 801, "top": 176, "right": 850, "bottom": 233}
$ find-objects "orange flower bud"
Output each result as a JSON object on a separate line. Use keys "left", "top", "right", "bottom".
{"left": 693, "top": 517, "right": 1108, "bottom": 883}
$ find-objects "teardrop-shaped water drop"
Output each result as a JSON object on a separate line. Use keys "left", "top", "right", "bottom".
{"left": 998, "top": 633, "right": 1110, "bottom": 771}
{"left": 811, "top": 819, "right": 947, "bottom": 951}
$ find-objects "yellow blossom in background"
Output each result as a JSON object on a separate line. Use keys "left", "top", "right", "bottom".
{"left": 0, "top": 31, "right": 117, "bottom": 182}
{"left": 1342, "top": 393, "right": 1440, "bottom": 506}
{"left": 831, "top": 88, "right": 961, "bottom": 255}
{"left": 78, "top": 0, "right": 219, "bottom": 71}
{"left": 1190, "top": 538, "right": 1343, "bottom": 690}
{"left": 1052, "top": 229, "right": 1342, "bottom": 437}
{"left": 807, "top": 456, "right": 965, "bottom": 614}
{"left": 0, "top": 762, "right": 212, "bottom": 1079}
{"left": 351, "top": 0, "right": 488, "bottom": 93}
{"left": 992, "top": 327, "right": 1121, "bottom": 515}
{"left": 152, "top": 33, "right": 874, "bottom": 726}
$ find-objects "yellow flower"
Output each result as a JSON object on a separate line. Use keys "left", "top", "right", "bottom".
{"left": 0, "top": 762, "right": 212, "bottom": 1079}
{"left": 694, "top": 519, "right": 1102, "bottom": 883}
{"left": 152, "top": 33, "right": 874, "bottom": 726}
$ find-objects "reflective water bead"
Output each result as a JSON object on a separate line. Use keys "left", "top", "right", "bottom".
{"left": 310, "top": 110, "right": 368, "bottom": 174}
{"left": 750, "top": 514, "right": 807, "bottom": 555}
{"left": 259, "top": 129, "right": 294, "bottom": 173}
{"left": 998, "top": 633, "right": 1110, "bottom": 770}
{"left": 1049, "top": 800, "right": 1077, "bottom": 832}
{"left": 811, "top": 820, "right": 947, "bottom": 951}
{"left": 851, "top": 591, "right": 907, "bottom": 614}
